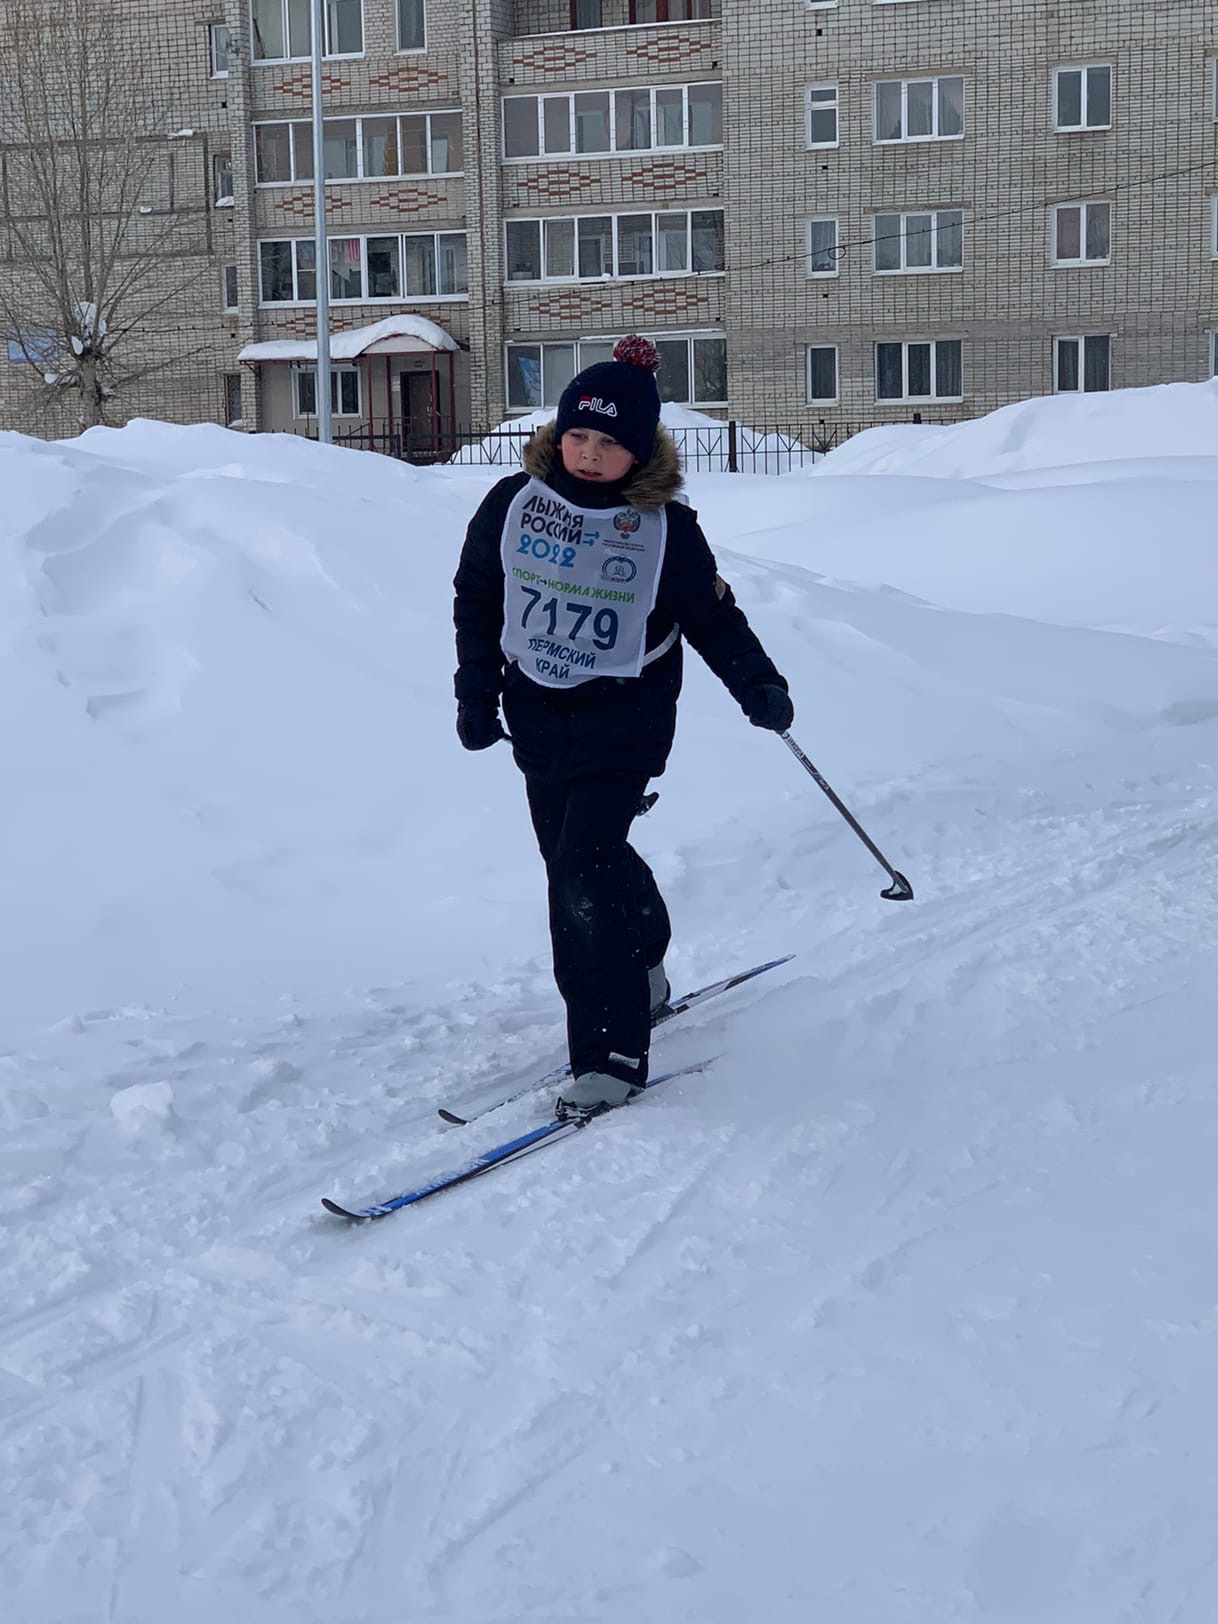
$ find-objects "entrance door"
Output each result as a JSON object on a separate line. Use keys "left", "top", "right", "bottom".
{"left": 401, "top": 370, "right": 438, "bottom": 461}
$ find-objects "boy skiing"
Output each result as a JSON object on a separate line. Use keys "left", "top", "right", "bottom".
{"left": 453, "top": 337, "right": 794, "bottom": 1117}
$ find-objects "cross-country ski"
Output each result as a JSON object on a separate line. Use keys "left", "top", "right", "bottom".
{"left": 323, "top": 1059, "right": 715, "bottom": 1221}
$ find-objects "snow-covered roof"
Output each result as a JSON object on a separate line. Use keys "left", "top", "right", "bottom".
{"left": 239, "top": 314, "right": 459, "bottom": 365}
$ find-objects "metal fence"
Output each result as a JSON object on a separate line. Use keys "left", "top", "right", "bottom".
{"left": 290, "top": 412, "right": 955, "bottom": 473}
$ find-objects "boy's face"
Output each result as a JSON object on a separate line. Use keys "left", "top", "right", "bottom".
{"left": 559, "top": 428, "right": 637, "bottom": 485}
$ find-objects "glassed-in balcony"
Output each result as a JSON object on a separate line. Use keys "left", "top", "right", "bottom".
{"left": 511, "top": 1, "right": 719, "bottom": 38}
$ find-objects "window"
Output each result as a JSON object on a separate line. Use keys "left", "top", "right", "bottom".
{"left": 294, "top": 365, "right": 362, "bottom": 418}
{"left": 1054, "top": 65, "right": 1112, "bottom": 130}
{"left": 5, "top": 327, "right": 58, "bottom": 366}
{"left": 260, "top": 238, "right": 315, "bottom": 302}
{"left": 502, "top": 82, "right": 721, "bottom": 160}
{"left": 570, "top": 0, "right": 601, "bottom": 26}
{"left": 1054, "top": 335, "right": 1110, "bottom": 392}
{"left": 254, "top": 113, "right": 462, "bottom": 183}
{"left": 258, "top": 232, "right": 467, "bottom": 301}
{"left": 222, "top": 264, "right": 239, "bottom": 310}
{"left": 213, "top": 151, "right": 234, "bottom": 204}
{"left": 874, "top": 76, "right": 964, "bottom": 142}
{"left": 224, "top": 373, "right": 244, "bottom": 426}
{"left": 1052, "top": 201, "right": 1110, "bottom": 265}
{"left": 806, "top": 85, "right": 839, "bottom": 148}
{"left": 806, "top": 218, "right": 839, "bottom": 276}
{"left": 397, "top": 0, "right": 424, "bottom": 50}
{"left": 1211, "top": 195, "right": 1218, "bottom": 258}
{"left": 506, "top": 332, "right": 725, "bottom": 409}
{"left": 250, "top": 0, "right": 363, "bottom": 61}
{"left": 875, "top": 339, "right": 962, "bottom": 401}
{"left": 874, "top": 209, "right": 963, "bottom": 272}
{"left": 504, "top": 209, "right": 724, "bottom": 282}
{"left": 630, "top": 2, "right": 714, "bottom": 19}
{"left": 807, "top": 346, "right": 838, "bottom": 403}
{"left": 255, "top": 123, "right": 313, "bottom": 183}
{"left": 1211, "top": 331, "right": 1218, "bottom": 377}
{"left": 209, "top": 21, "right": 231, "bottom": 76}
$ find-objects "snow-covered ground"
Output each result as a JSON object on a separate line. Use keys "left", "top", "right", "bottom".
{"left": 4, "top": 381, "right": 1218, "bottom": 1622}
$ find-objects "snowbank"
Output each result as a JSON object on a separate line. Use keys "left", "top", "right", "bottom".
{"left": 4, "top": 381, "right": 1218, "bottom": 1624}
{"left": 812, "top": 376, "right": 1218, "bottom": 482}
{"left": 689, "top": 380, "right": 1218, "bottom": 632}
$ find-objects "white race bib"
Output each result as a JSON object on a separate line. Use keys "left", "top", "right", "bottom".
{"left": 500, "top": 478, "right": 668, "bottom": 689}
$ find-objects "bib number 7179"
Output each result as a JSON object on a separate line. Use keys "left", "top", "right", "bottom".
{"left": 519, "top": 587, "right": 618, "bottom": 650}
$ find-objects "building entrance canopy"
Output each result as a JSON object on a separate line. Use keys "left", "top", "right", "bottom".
{"left": 238, "top": 314, "right": 459, "bottom": 366}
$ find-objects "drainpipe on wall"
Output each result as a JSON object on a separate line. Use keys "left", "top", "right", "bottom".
{"left": 310, "top": 0, "right": 332, "bottom": 445}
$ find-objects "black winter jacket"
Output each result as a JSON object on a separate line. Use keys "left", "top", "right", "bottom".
{"left": 453, "top": 423, "right": 788, "bottom": 782}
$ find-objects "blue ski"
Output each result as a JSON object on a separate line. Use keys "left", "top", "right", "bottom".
{"left": 436, "top": 954, "right": 793, "bottom": 1127}
{"left": 322, "top": 1059, "right": 714, "bottom": 1222}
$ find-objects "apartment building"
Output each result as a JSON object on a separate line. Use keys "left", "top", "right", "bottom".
{"left": 1, "top": 0, "right": 1215, "bottom": 445}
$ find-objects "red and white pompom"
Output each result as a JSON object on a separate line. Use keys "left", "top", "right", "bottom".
{"left": 612, "top": 334, "right": 660, "bottom": 372}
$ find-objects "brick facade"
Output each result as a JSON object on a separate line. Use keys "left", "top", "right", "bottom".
{"left": 0, "top": 0, "right": 1214, "bottom": 441}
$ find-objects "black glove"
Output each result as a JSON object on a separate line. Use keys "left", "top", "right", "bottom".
{"left": 456, "top": 699, "right": 506, "bottom": 752}
{"left": 743, "top": 683, "right": 794, "bottom": 733}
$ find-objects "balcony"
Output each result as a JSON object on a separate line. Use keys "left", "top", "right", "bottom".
{"left": 511, "top": 2, "right": 719, "bottom": 39}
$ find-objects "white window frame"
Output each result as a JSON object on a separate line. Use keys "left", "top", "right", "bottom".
{"left": 1051, "top": 200, "right": 1111, "bottom": 266}
{"left": 208, "top": 21, "right": 231, "bottom": 77}
{"left": 293, "top": 363, "right": 363, "bottom": 420}
{"left": 806, "top": 345, "right": 839, "bottom": 404}
{"left": 213, "top": 151, "right": 234, "bottom": 205}
{"left": 1053, "top": 64, "right": 1113, "bottom": 131}
{"left": 806, "top": 218, "right": 839, "bottom": 277}
{"left": 874, "top": 339, "right": 963, "bottom": 403}
{"left": 873, "top": 76, "right": 965, "bottom": 143}
{"left": 505, "top": 330, "right": 727, "bottom": 412}
{"left": 397, "top": 0, "right": 425, "bottom": 52}
{"left": 805, "top": 84, "right": 839, "bottom": 149}
{"left": 503, "top": 208, "right": 725, "bottom": 285}
{"left": 253, "top": 112, "right": 464, "bottom": 184}
{"left": 873, "top": 209, "right": 963, "bottom": 273}
{"left": 221, "top": 264, "right": 239, "bottom": 311}
{"left": 258, "top": 231, "right": 468, "bottom": 305}
{"left": 1053, "top": 334, "right": 1111, "bottom": 393}
{"left": 501, "top": 81, "right": 723, "bottom": 162}
{"left": 807, "top": 1, "right": 838, "bottom": 10}
{"left": 249, "top": 0, "right": 365, "bottom": 64}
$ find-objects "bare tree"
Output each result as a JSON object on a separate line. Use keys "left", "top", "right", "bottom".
{"left": 0, "top": 0, "right": 214, "bottom": 429}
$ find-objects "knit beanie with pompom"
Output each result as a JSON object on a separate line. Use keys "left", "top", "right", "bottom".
{"left": 553, "top": 335, "right": 662, "bottom": 464}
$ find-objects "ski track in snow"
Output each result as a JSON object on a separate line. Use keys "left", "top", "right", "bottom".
{"left": 5, "top": 753, "right": 1218, "bottom": 1622}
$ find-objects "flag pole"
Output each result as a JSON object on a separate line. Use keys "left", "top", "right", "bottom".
{"left": 310, "top": 0, "right": 332, "bottom": 445}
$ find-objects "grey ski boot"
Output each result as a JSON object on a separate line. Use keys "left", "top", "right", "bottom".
{"left": 557, "top": 1049, "right": 647, "bottom": 1117}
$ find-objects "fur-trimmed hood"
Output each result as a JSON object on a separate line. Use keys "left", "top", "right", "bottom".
{"left": 521, "top": 421, "right": 683, "bottom": 511}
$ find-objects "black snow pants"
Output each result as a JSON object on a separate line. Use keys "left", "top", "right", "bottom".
{"left": 524, "top": 773, "right": 672, "bottom": 1084}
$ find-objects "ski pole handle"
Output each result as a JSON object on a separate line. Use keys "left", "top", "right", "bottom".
{"left": 779, "top": 732, "right": 914, "bottom": 902}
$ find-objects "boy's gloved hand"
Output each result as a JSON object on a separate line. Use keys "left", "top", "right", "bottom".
{"left": 743, "top": 683, "right": 794, "bottom": 733}
{"left": 456, "top": 699, "right": 506, "bottom": 751}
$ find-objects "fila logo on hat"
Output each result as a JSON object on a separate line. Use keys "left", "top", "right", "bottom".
{"left": 577, "top": 396, "right": 618, "bottom": 418}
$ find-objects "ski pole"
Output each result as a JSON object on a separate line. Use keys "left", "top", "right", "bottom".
{"left": 779, "top": 731, "right": 914, "bottom": 902}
